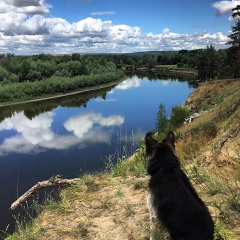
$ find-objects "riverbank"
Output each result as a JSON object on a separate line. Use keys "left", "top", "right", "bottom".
{"left": 4, "top": 79, "right": 240, "bottom": 240}
{"left": 0, "top": 71, "right": 126, "bottom": 106}
{"left": 123, "top": 65, "right": 197, "bottom": 77}
{"left": 0, "top": 78, "right": 125, "bottom": 107}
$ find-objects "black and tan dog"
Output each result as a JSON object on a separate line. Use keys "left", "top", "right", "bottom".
{"left": 145, "top": 131, "right": 214, "bottom": 240}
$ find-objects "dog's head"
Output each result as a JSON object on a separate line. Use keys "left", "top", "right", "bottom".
{"left": 145, "top": 131, "right": 175, "bottom": 156}
{"left": 145, "top": 131, "right": 179, "bottom": 174}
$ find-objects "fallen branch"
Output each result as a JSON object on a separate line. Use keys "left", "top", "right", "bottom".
{"left": 10, "top": 175, "right": 79, "bottom": 210}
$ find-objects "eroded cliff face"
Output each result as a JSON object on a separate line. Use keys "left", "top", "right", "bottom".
{"left": 183, "top": 79, "right": 240, "bottom": 178}
{"left": 184, "top": 79, "right": 239, "bottom": 111}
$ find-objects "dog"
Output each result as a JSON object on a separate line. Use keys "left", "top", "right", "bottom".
{"left": 145, "top": 131, "right": 214, "bottom": 240}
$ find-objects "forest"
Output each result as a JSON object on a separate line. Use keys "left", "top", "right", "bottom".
{"left": 0, "top": 54, "right": 125, "bottom": 103}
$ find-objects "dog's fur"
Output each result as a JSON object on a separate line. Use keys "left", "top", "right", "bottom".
{"left": 145, "top": 131, "right": 214, "bottom": 240}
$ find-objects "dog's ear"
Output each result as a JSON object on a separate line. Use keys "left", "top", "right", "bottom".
{"left": 145, "top": 132, "right": 157, "bottom": 156}
{"left": 163, "top": 131, "right": 175, "bottom": 148}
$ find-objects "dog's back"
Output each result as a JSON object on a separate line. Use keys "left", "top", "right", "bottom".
{"left": 145, "top": 132, "right": 214, "bottom": 240}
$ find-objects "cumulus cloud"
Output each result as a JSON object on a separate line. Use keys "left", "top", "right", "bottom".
{"left": 0, "top": 0, "right": 232, "bottom": 54}
{"left": 0, "top": 111, "right": 124, "bottom": 156}
{"left": 212, "top": 1, "right": 240, "bottom": 16}
{"left": 12, "top": 0, "right": 41, "bottom": 7}
{"left": 0, "top": 0, "right": 51, "bottom": 15}
{"left": 0, "top": 19, "right": 229, "bottom": 54}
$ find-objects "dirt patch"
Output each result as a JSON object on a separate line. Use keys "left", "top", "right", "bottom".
{"left": 33, "top": 176, "right": 150, "bottom": 240}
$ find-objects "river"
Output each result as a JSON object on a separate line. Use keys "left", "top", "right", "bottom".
{"left": 0, "top": 73, "right": 196, "bottom": 236}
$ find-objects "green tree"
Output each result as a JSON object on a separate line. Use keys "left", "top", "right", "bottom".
{"left": 155, "top": 103, "right": 168, "bottom": 133}
{"left": 217, "top": 49, "right": 230, "bottom": 78}
{"left": 0, "top": 65, "right": 9, "bottom": 81}
{"left": 9, "top": 73, "right": 19, "bottom": 83}
{"left": 38, "top": 60, "right": 56, "bottom": 78}
{"left": 169, "top": 105, "right": 189, "bottom": 129}
{"left": 227, "top": 5, "right": 240, "bottom": 78}
{"left": 72, "top": 53, "right": 81, "bottom": 61}
{"left": 19, "top": 59, "right": 31, "bottom": 82}
{"left": 196, "top": 46, "right": 218, "bottom": 81}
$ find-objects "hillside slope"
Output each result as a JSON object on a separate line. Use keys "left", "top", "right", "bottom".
{"left": 5, "top": 79, "right": 240, "bottom": 240}
{"left": 183, "top": 79, "right": 240, "bottom": 177}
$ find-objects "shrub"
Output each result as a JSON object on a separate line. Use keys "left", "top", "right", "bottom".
{"left": 169, "top": 105, "right": 190, "bottom": 129}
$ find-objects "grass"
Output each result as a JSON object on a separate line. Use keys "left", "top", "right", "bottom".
{"left": 104, "top": 142, "right": 146, "bottom": 178}
{"left": 43, "top": 198, "right": 73, "bottom": 214}
{"left": 153, "top": 65, "right": 195, "bottom": 72}
{"left": 134, "top": 179, "right": 148, "bottom": 190}
{"left": 124, "top": 204, "right": 135, "bottom": 217}
{"left": 147, "top": 220, "right": 169, "bottom": 240}
{"left": 155, "top": 64, "right": 178, "bottom": 68}
{"left": 193, "top": 80, "right": 239, "bottom": 112}
{"left": 115, "top": 185, "right": 124, "bottom": 197}
{"left": 77, "top": 222, "right": 91, "bottom": 237}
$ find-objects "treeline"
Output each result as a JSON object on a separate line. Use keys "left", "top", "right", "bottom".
{"left": 0, "top": 53, "right": 120, "bottom": 84}
{"left": 0, "top": 47, "right": 236, "bottom": 85}
{"left": 0, "top": 71, "right": 125, "bottom": 103}
{"left": 0, "top": 54, "right": 126, "bottom": 103}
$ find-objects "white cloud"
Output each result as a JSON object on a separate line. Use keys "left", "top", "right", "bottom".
{"left": 0, "top": 19, "right": 230, "bottom": 54}
{"left": 0, "top": 0, "right": 232, "bottom": 54}
{"left": 0, "top": 111, "right": 124, "bottom": 156}
{"left": 212, "top": 1, "right": 240, "bottom": 16}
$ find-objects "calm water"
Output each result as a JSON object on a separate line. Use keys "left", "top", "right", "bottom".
{"left": 0, "top": 73, "right": 196, "bottom": 235}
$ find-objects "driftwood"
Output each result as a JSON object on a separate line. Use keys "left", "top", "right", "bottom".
{"left": 10, "top": 175, "right": 79, "bottom": 210}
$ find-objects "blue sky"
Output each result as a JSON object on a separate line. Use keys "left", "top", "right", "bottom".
{"left": 48, "top": 0, "right": 231, "bottom": 34}
{"left": 0, "top": 0, "right": 239, "bottom": 55}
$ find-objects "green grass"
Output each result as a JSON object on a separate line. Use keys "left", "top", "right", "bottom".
{"left": 155, "top": 64, "right": 178, "bottom": 68}
{"left": 154, "top": 65, "right": 192, "bottom": 70}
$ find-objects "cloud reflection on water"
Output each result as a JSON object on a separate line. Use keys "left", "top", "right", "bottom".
{"left": 162, "top": 80, "right": 169, "bottom": 86}
{"left": 0, "top": 111, "right": 124, "bottom": 156}
{"left": 116, "top": 76, "right": 141, "bottom": 90}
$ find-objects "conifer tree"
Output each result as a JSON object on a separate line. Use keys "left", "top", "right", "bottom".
{"left": 227, "top": 5, "right": 240, "bottom": 77}
{"left": 155, "top": 103, "right": 168, "bottom": 134}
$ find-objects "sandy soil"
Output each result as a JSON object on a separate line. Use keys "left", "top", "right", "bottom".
{"left": 33, "top": 176, "right": 150, "bottom": 240}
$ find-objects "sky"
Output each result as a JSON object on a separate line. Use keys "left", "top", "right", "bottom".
{"left": 0, "top": 0, "right": 240, "bottom": 55}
